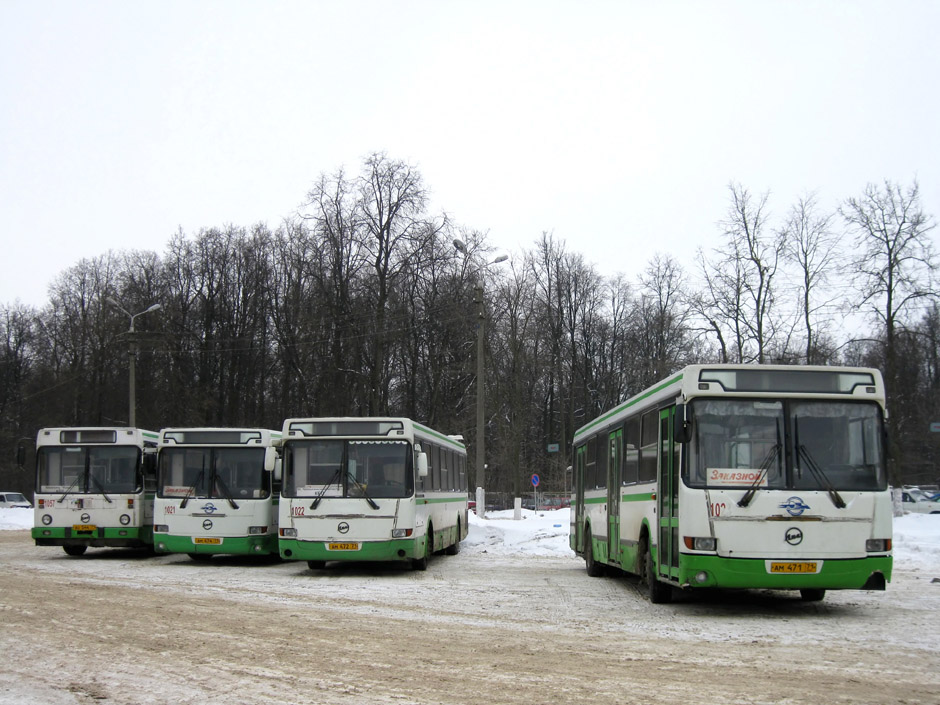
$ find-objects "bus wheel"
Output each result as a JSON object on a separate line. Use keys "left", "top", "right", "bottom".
{"left": 412, "top": 526, "right": 432, "bottom": 571}
{"left": 445, "top": 520, "right": 461, "bottom": 555}
{"left": 307, "top": 561, "right": 325, "bottom": 570}
{"left": 63, "top": 545, "right": 87, "bottom": 557}
{"left": 584, "top": 527, "right": 605, "bottom": 577}
{"left": 645, "top": 544, "right": 672, "bottom": 604}
{"left": 799, "top": 588, "right": 826, "bottom": 602}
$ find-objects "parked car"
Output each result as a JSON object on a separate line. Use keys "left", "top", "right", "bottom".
{"left": 0, "top": 492, "right": 31, "bottom": 509}
{"left": 901, "top": 490, "right": 940, "bottom": 514}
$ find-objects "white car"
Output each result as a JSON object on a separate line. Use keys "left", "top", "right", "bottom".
{"left": 0, "top": 491, "right": 31, "bottom": 509}
{"left": 901, "top": 490, "right": 940, "bottom": 514}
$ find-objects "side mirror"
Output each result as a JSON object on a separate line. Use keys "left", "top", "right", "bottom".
{"left": 264, "top": 447, "right": 277, "bottom": 473}
{"left": 417, "top": 452, "right": 429, "bottom": 478}
{"left": 674, "top": 403, "right": 692, "bottom": 444}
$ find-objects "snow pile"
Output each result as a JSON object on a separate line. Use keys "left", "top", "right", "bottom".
{"left": 0, "top": 508, "right": 31, "bottom": 531}
{"left": 465, "top": 507, "right": 574, "bottom": 557}
{"left": 892, "top": 512, "right": 940, "bottom": 571}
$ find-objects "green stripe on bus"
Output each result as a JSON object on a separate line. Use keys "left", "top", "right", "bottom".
{"left": 574, "top": 372, "right": 683, "bottom": 439}
{"left": 413, "top": 423, "right": 466, "bottom": 451}
{"left": 622, "top": 492, "right": 654, "bottom": 502}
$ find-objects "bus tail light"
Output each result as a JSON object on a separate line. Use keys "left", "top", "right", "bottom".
{"left": 248, "top": 526, "right": 268, "bottom": 535}
{"left": 153, "top": 524, "right": 169, "bottom": 533}
{"left": 280, "top": 528, "right": 297, "bottom": 538}
{"left": 683, "top": 536, "right": 717, "bottom": 551}
{"left": 866, "top": 539, "right": 891, "bottom": 552}
{"left": 127, "top": 499, "right": 135, "bottom": 508}
{"left": 391, "top": 528, "right": 413, "bottom": 538}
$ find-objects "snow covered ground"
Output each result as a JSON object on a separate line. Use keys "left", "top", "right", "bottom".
{"left": 2, "top": 506, "right": 939, "bottom": 704}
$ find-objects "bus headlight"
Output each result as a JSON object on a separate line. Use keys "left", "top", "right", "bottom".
{"left": 391, "top": 528, "right": 413, "bottom": 538}
{"left": 866, "top": 539, "right": 891, "bottom": 552}
{"left": 153, "top": 524, "right": 169, "bottom": 533}
{"left": 683, "top": 536, "right": 717, "bottom": 551}
{"left": 280, "top": 528, "right": 297, "bottom": 538}
{"left": 42, "top": 514, "right": 53, "bottom": 526}
{"left": 248, "top": 526, "right": 267, "bottom": 535}
{"left": 119, "top": 514, "right": 131, "bottom": 526}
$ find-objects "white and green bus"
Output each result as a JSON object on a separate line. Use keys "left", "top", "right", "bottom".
{"left": 570, "top": 365, "right": 893, "bottom": 603}
{"left": 278, "top": 417, "right": 468, "bottom": 570}
{"left": 32, "top": 427, "right": 159, "bottom": 556}
{"left": 153, "top": 428, "right": 282, "bottom": 559}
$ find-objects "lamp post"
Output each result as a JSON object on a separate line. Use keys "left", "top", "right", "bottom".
{"left": 108, "top": 299, "right": 161, "bottom": 427}
{"left": 453, "top": 239, "right": 508, "bottom": 493}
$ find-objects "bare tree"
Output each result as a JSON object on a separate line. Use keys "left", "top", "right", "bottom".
{"left": 780, "top": 193, "right": 841, "bottom": 363}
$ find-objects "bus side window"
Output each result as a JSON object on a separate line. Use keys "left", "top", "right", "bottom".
{"left": 585, "top": 438, "right": 596, "bottom": 489}
{"left": 623, "top": 416, "right": 639, "bottom": 485}
{"left": 639, "top": 410, "right": 658, "bottom": 483}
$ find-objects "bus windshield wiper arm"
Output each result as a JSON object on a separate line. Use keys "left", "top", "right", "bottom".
{"left": 211, "top": 473, "right": 239, "bottom": 510}
{"left": 87, "top": 473, "right": 113, "bottom": 503}
{"left": 180, "top": 462, "right": 205, "bottom": 509}
{"left": 798, "top": 445, "right": 846, "bottom": 509}
{"left": 737, "top": 443, "right": 780, "bottom": 508}
{"left": 57, "top": 474, "right": 82, "bottom": 503}
{"left": 311, "top": 468, "right": 342, "bottom": 510}
{"left": 348, "top": 473, "right": 380, "bottom": 510}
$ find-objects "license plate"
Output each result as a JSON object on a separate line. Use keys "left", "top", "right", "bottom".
{"left": 328, "top": 542, "right": 360, "bottom": 551}
{"left": 72, "top": 524, "right": 96, "bottom": 532}
{"left": 193, "top": 537, "right": 221, "bottom": 545}
{"left": 770, "top": 561, "right": 818, "bottom": 574}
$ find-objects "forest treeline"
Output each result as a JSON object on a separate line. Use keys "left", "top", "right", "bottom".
{"left": 2, "top": 153, "right": 939, "bottom": 498}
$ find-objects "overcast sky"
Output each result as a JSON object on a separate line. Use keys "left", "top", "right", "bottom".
{"left": 2, "top": 0, "right": 938, "bottom": 308}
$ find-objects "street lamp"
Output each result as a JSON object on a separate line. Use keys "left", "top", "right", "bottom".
{"left": 453, "top": 239, "right": 508, "bottom": 494}
{"left": 108, "top": 299, "right": 161, "bottom": 428}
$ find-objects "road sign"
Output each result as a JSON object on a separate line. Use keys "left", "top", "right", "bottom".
{"left": 931, "top": 422, "right": 940, "bottom": 433}
{"left": 546, "top": 443, "right": 559, "bottom": 453}
{"left": 531, "top": 473, "right": 540, "bottom": 487}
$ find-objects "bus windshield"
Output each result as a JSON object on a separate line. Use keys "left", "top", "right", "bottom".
{"left": 685, "top": 399, "right": 886, "bottom": 492}
{"left": 38, "top": 446, "right": 142, "bottom": 494}
{"left": 158, "top": 447, "right": 268, "bottom": 499}
{"left": 283, "top": 439, "right": 413, "bottom": 499}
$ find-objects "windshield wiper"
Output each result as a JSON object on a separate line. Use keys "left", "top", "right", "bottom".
{"left": 211, "top": 471, "right": 239, "bottom": 510}
{"left": 348, "top": 472, "right": 380, "bottom": 510}
{"left": 793, "top": 416, "right": 846, "bottom": 509}
{"left": 310, "top": 468, "right": 342, "bottom": 510}
{"left": 797, "top": 445, "right": 846, "bottom": 509}
{"left": 180, "top": 459, "right": 206, "bottom": 509}
{"left": 57, "top": 473, "right": 82, "bottom": 503}
{"left": 737, "top": 443, "right": 781, "bottom": 508}
{"left": 87, "top": 472, "right": 113, "bottom": 503}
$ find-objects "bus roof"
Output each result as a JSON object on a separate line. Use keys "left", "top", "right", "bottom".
{"left": 157, "top": 428, "right": 282, "bottom": 447}
{"left": 281, "top": 417, "right": 466, "bottom": 453}
{"left": 36, "top": 427, "right": 160, "bottom": 446}
{"left": 573, "top": 364, "right": 885, "bottom": 443}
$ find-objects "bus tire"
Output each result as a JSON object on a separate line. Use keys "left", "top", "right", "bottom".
{"left": 584, "top": 527, "right": 605, "bottom": 577}
{"left": 63, "top": 545, "right": 87, "bottom": 557}
{"left": 799, "top": 588, "right": 826, "bottom": 602}
{"left": 412, "top": 526, "right": 432, "bottom": 571}
{"left": 444, "top": 520, "right": 461, "bottom": 555}
{"left": 645, "top": 544, "right": 672, "bottom": 604}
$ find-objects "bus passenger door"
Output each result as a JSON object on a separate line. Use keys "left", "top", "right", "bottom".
{"left": 658, "top": 407, "right": 680, "bottom": 582}
{"left": 574, "top": 445, "right": 586, "bottom": 553}
{"left": 607, "top": 429, "right": 622, "bottom": 565}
